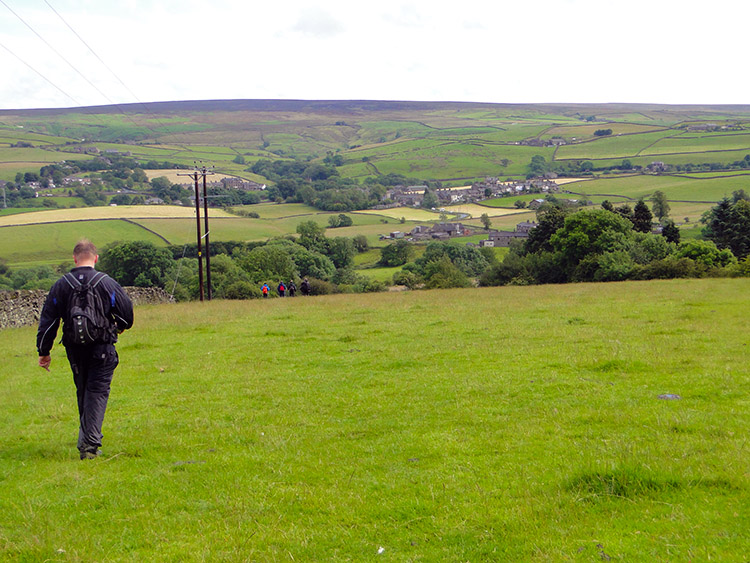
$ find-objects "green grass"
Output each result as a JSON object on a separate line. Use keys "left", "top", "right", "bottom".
{"left": 1, "top": 278, "right": 748, "bottom": 560}
{"left": 563, "top": 174, "right": 750, "bottom": 203}
{"left": 0, "top": 207, "right": 37, "bottom": 217}
{"left": 0, "top": 220, "right": 168, "bottom": 267}
{"left": 644, "top": 133, "right": 750, "bottom": 156}
{"left": 555, "top": 130, "right": 678, "bottom": 160}
{"left": 0, "top": 206, "right": 405, "bottom": 268}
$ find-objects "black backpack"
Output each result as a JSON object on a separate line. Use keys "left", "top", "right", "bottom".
{"left": 63, "top": 272, "right": 112, "bottom": 346}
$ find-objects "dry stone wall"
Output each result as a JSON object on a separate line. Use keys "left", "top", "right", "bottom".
{"left": 0, "top": 287, "right": 173, "bottom": 330}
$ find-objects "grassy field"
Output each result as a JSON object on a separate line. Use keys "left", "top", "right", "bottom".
{"left": 0, "top": 205, "right": 236, "bottom": 227}
{"left": 562, "top": 174, "right": 750, "bottom": 203}
{"left": 554, "top": 131, "right": 678, "bottom": 161}
{"left": 644, "top": 133, "right": 750, "bottom": 156}
{"left": 0, "top": 220, "right": 168, "bottom": 267}
{"left": 0, "top": 205, "right": 408, "bottom": 267}
{"left": 0, "top": 278, "right": 747, "bottom": 560}
{"left": 3, "top": 101, "right": 750, "bottom": 268}
{"left": 442, "top": 203, "right": 530, "bottom": 218}
{"left": 354, "top": 208, "right": 448, "bottom": 222}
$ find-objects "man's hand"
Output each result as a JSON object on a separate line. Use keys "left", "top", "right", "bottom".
{"left": 38, "top": 355, "right": 51, "bottom": 372}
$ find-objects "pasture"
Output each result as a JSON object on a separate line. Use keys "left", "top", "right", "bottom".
{"left": 354, "top": 207, "right": 448, "bottom": 222}
{"left": 0, "top": 205, "right": 236, "bottom": 228}
{"left": 0, "top": 204, "right": 408, "bottom": 267}
{"left": 0, "top": 278, "right": 747, "bottom": 560}
{"left": 563, "top": 174, "right": 750, "bottom": 204}
{"left": 0, "top": 220, "right": 167, "bottom": 267}
{"left": 554, "top": 130, "right": 678, "bottom": 161}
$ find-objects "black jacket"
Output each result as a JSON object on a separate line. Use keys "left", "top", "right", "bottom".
{"left": 37, "top": 267, "right": 134, "bottom": 356}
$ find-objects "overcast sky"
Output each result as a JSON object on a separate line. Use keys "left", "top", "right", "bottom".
{"left": 1, "top": 0, "right": 748, "bottom": 110}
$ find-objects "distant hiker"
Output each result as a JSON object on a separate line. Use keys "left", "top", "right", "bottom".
{"left": 287, "top": 280, "right": 297, "bottom": 297}
{"left": 261, "top": 283, "right": 270, "bottom": 298}
{"left": 300, "top": 277, "right": 310, "bottom": 296}
{"left": 36, "top": 239, "right": 134, "bottom": 460}
{"left": 277, "top": 281, "right": 286, "bottom": 297}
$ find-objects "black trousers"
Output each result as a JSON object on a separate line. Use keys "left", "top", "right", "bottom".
{"left": 65, "top": 343, "right": 119, "bottom": 453}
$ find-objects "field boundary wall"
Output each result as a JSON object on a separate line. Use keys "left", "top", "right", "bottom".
{"left": 0, "top": 287, "right": 173, "bottom": 330}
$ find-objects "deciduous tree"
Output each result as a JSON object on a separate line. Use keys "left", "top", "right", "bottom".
{"left": 650, "top": 190, "right": 670, "bottom": 220}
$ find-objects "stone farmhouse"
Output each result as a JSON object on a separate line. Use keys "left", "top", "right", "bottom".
{"left": 479, "top": 221, "right": 538, "bottom": 248}
{"left": 383, "top": 222, "right": 470, "bottom": 241}
{"left": 385, "top": 185, "right": 428, "bottom": 206}
{"left": 385, "top": 179, "right": 559, "bottom": 207}
{"left": 220, "top": 177, "right": 266, "bottom": 191}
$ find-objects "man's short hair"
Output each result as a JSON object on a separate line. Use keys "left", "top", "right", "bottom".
{"left": 73, "top": 239, "right": 98, "bottom": 260}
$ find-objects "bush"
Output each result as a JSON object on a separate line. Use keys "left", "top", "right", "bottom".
{"left": 424, "top": 256, "right": 472, "bottom": 289}
{"left": 675, "top": 240, "right": 736, "bottom": 268}
{"left": 308, "top": 278, "right": 336, "bottom": 295}
{"left": 223, "top": 280, "right": 259, "bottom": 300}
{"left": 631, "top": 257, "right": 699, "bottom": 280}
{"left": 735, "top": 256, "right": 750, "bottom": 277}
{"left": 392, "top": 269, "right": 423, "bottom": 289}
{"left": 594, "top": 251, "right": 636, "bottom": 282}
{"left": 99, "top": 241, "right": 175, "bottom": 288}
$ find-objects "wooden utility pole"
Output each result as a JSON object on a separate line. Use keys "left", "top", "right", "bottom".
{"left": 201, "top": 165, "right": 215, "bottom": 300}
{"left": 192, "top": 170, "right": 204, "bottom": 301}
{"left": 177, "top": 169, "right": 204, "bottom": 301}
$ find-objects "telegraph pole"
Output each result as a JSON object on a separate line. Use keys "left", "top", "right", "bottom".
{"left": 192, "top": 170, "right": 204, "bottom": 301}
{"left": 177, "top": 168, "right": 204, "bottom": 301}
{"left": 201, "top": 165, "right": 215, "bottom": 300}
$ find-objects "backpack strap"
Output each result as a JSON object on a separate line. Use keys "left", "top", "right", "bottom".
{"left": 63, "top": 271, "right": 107, "bottom": 288}
{"left": 63, "top": 272, "right": 81, "bottom": 289}
{"left": 90, "top": 271, "right": 107, "bottom": 288}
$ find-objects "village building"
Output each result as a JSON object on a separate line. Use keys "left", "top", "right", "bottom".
{"left": 385, "top": 185, "right": 428, "bottom": 206}
{"left": 480, "top": 231, "right": 527, "bottom": 247}
{"left": 479, "top": 221, "right": 538, "bottom": 248}
{"left": 221, "top": 177, "right": 266, "bottom": 191}
{"left": 62, "top": 176, "right": 92, "bottom": 186}
{"left": 406, "top": 222, "right": 469, "bottom": 240}
{"left": 647, "top": 161, "right": 668, "bottom": 173}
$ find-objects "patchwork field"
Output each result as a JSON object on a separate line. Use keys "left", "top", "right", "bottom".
{"left": 2, "top": 100, "right": 750, "bottom": 271}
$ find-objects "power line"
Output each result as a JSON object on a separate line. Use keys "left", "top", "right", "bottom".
{"left": 43, "top": 0, "right": 143, "bottom": 105}
{"left": 2, "top": 0, "right": 183, "bottom": 145}
{"left": 0, "top": 40, "right": 81, "bottom": 106}
{"left": 1, "top": 0, "right": 117, "bottom": 107}
{"left": 43, "top": 0, "right": 182, "bottom": 142}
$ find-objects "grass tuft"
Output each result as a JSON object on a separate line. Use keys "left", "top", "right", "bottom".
{"left": 566, "top": 465, "right": 683, "bottom": 499}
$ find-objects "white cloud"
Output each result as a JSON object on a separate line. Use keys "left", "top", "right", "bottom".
{"left": 0, "top": 0, "right": 748, "bottom": 109}
{"left": 291, "top": 8, "right": 346, "bottom": 38}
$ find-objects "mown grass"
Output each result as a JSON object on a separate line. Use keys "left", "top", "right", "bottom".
{"left": 0, "top": 278, "right": 747, "bottom": 560}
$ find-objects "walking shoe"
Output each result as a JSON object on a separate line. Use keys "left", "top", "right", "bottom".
{"left": 80, "top": 449, "right": 100, "bottom": 460}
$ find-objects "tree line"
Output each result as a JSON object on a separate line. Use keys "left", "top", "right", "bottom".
{"left": 2, "top": 193, "right": 748, "bottom": 296}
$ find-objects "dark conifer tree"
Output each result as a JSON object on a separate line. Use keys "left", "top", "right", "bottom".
{"left": 632, "top": 200, "right": 653, "bottom": 233}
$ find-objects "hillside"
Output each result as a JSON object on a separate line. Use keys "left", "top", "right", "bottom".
{"left": 2, "top": 100, "right": 750, "bottom": 270}
{"left": 1, "top": 278, "right": 748, "bottom": 560}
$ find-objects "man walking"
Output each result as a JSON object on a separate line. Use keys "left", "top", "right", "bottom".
{"left": 37, "top": 240, "right": 134, "bottom": 459}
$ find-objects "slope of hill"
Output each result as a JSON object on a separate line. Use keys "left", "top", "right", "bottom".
{"left": 1, "top": 278, "right": 748, "bottom": 560}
